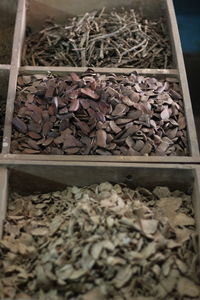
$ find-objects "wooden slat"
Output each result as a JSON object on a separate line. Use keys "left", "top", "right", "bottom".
{"left": 2, "top": 0, "right": 26, "bottom": 154}
{"left": 0, "top": 154, "right": 200, "bottom": 164}
{"left": 20, "top": 66, "right": 179, "bottom": 76}
{"left": 166, "top": 0, "right": 199, "bottom": 157}
{"left": 193, "top": 166, "right": 200, "bottom": 257}
{"left": 0, "top": 167, "right": 8, "bottom": 238}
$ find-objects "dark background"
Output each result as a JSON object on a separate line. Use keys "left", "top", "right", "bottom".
{"left": 173, "top": 0, "right": 200, "bottom": 146}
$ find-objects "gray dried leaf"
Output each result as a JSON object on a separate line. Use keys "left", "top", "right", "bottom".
{"left": 177, "top": 277, "right": 199, "bottom": 297}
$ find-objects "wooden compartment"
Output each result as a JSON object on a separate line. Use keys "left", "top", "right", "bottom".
{"left": 21, "top": 0, "right": 174, "bottom": 69}
{"left": 0, "top": 162, "right": 199, "bottom": 298}
{"left": 0, "top": 0, "right": 17, "bottom": 64}
{"left": 0, "top": 0, "right": 197, "bottom": 163}
{"left": 1, "top": 68, "right": 199, "bottom": 164}
{"left": 0, "top": 162, "right": 199, "bottom": 249}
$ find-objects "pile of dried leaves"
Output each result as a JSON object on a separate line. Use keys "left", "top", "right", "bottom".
{"left": 11, "top": 71, "right": 188, "bottom": 156}
{"left": 0, "top": 183, "right": 199, "bottom": 299}
{"left": 22, "top": 8, "right": 172, "bottom": 68}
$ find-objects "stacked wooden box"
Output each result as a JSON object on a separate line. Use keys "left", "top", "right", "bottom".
{"left": 0, "top": 0, "right": 200, "bottom": 297}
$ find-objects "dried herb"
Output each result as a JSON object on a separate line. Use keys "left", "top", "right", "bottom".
{"left": 0, "top": 184, "right": 199, "bottom": 299}
{"left": 22, "top": 8, "right": 172, "bottom": 68}
{"left": 11, "top": 71, "right": 188, "bottom": 156}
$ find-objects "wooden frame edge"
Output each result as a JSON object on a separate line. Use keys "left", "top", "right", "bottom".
{"left": 0, "top": 167, "right": 8, "bottom": 239}
{"left": 166, "top": 0, "right": 199, "bottom": 157}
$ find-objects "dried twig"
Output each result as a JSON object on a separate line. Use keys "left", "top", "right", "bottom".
{"left": 22, "top": 8, "right": 173, "bottom": 68}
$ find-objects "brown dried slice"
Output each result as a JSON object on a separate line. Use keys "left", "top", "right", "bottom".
{"left": 54, "top": 135, "right": 64, "bottom": 145}
{"left": 64, "top": 147, "right": 80, "bottom": 154}
{"left": 115, "top": 118, "right": 133, "bottom": 125}
{"left": 42, "top": 137, "right": 54, "bottom": 147}
{"left": 59, "top": 107, "right": 69, "bottom": 114}
{"left": 59, "top": 119, "right": 69, "bottom": 132}
{"left": 120, "top": 125, "right": 140, "bottom": 139}
{"left": 27, "top": 139, "right": 40, "bottom": 150}
{"left": 109, "top": 121, "right": 121, "bottom": 134}
{"left": 45, "top": 80, "right": 55, "bottom": 99}
{"left": 48, "top": 104, "right": 57, "bottom": 116}
{"left": 130, "top": 91, "right": 140, "bottom": 103}
{"left": 42, "top": 121, "right": 53, "bottom": 136}
{"left": 96, "top": 130, "right": 107, "bottom": 148}
{"left": 30, "top": 111, "right": 42, "bottom": 124}
{"left": 134, "top": 140, "right": 145, "bottom": 152}
{"left": 127, "top": 110, "right": 142, "bottom": 120}
{"left": 80, "top": 88, "right": 99, "bottom": 100}
{"left": 12, "top": 117, "right": 27, "bottom": 134}
{"left": 63, "top": 135, "right": 82, "bottom": 149}
{"left": 178, "top": 113, "right": 186, "bottom": 130}
{"left": 140, "top": 142, "right": 153, "bottom": 155}
{"left": 27, "top": 132, "right": 41, "bottom": 140}
{"left": 22, "top": 148, "right": 40, "bottom": 154}
{"left": 98, "top": 102, "right": 110, "bottom": 115}
{"left": 76, "top": 120, "right": 90, "bottom": 135}
{"left": 121, "top": 96, "right": 134, "bottom": 106}
{"left": 125, "top": 136, "right": 134, "bottom": 148}
{"left": 106, "top": 87, "right": 120, "bottom": 97}
{"left": 42, "top": 110, "right": 49, "bottom": 121}
{"left": 112, "top": 104, "right": 127, "bottom": 116}
{"left": 80, "top": 99, "right": 90, "bottom": 109}
{"left": 69, "top": 99, "right": 80, "bottom": 112}
{"left": 70, "top": 72, "right": 81, "bottom": 82}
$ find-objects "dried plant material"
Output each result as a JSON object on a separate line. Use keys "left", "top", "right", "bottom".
{"left": 0, "top": 184, "right": 199, "bottom": 299}
{"left": 11, "top": 71, "right": 188, "bottom": 156}
{"left": 22, "top": 8, "right": 172, "bottom": 68}
{"left": 177, "top": 277, "right": 199, "bottom": 297}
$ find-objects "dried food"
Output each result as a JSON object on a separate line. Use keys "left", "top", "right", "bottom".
{"left": 0, "top": 183, "right": 199, "bottom": 299}
{"left": 22, "top": 8, "right": 172, "bottom": 68}
{"left": 11, "top": 72, "right": 188, "bottom": 156}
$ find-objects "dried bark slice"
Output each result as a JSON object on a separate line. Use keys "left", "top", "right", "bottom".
{"left": 70, "top": 72, "right": 81, "bottom": 82}
{"left": 63, "top": 135, "right": 82, "bottom": 149}
{"left": 12, "top": 72, "right": 188, "bottom": 156}
{"left": 69, "top": 99, "right": 80, "bottom": 112}
{"left": 80, "top": 88, "right": 99, "bottom": 100}
{"left": 42, "top": 121, "right": 53, "bottom": 136}
{"left": 121, "top": 96, "right": 134, "bottom": 106}
{"left": 42, "top": 137, "right": 54, "bottom": 147}
{"left": 96, "top": 130, "right": 107, "bottom": 148}
{"left": 76, "top": 120, "right": 90, "bottom": 135}
{"left": 12, "top": 117, "right": 27, "bottom": 134}
{"left": 22, "top": 148, "right": 40, "bottom": 154}
{"left": 45, "top": 80, "right": 55, "bottom": 99}
{"left": 140, "top": 142, "right": 153, "bottom": 155}
{"left": 109, "top": 121, "right": 121, "bottom": 134}
{"left": 27, "top": 132, "right": 41, "bottom": 140}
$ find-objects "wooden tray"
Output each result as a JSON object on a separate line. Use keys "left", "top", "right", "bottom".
{"left": 0, "top": 0, "right": 199, "bottom": 163}
{"left": 0, "top": 163, "right": 200, "bottom": 256}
